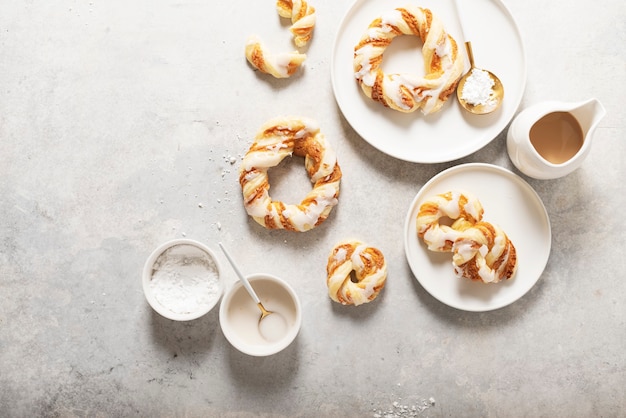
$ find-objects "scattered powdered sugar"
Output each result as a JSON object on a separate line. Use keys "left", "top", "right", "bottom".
{"left": 224, "top": 154, "right": 238, "bottom": 165}
{"left": 149, "top": 244, "right": 221, "bottom": 315}
{"left": 460, "top": 68, "right": 496, "bottom": 106}
{"left": 373, "top": 397, "right": 436, "bottom": 418}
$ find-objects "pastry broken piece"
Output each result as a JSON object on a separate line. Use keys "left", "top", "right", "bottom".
{"left": 245, "top": 35, "right": 306, "bottom": 78}
{"left": 276, "top": 0, "right": 316, "bottom": 47}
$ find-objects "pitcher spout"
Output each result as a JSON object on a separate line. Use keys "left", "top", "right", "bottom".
{"left": 570, "top": 98, "right": 607, "bottom": 138}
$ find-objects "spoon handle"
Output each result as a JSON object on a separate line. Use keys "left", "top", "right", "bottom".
{"left": 453, "top": 0, "right": 467, "bottom": 41}
{"left": 465, "top": 41, "right": 475, "bottom": 68}
{"left": 454, "top": 0, "right": 475, "bottom": 69}
{"left": 218, "top": 242, "right": 261, "bottom": 304}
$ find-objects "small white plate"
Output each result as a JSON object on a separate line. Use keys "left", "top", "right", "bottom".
{"left": 404, "top": 164, "right": 551, "bottom": 311}
{"left": 331, "top": 0, "right": 526, "bottom": 163}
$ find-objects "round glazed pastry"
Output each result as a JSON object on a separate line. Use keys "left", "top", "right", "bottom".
{"left": 451, "top": 221, "right": 518, "bottom": 283}
{"left": 326, "top": 240, "right": 387, "bottom": 306}
{"left": 240, "top": 117, "right": 341, "bottom": 231}
{"left": 416, "top": 191, "right": 484, "bottom": 252}
{"left": 353, "top": 5, "right": 464, "bottom": 114}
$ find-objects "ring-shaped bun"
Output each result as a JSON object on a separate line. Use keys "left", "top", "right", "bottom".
{"left": 416, "top": 190, "right": 518, "bottom": 284}
{"left": 416, "top": 191, "right": 484, "bottom": 252}
{"left": 326, "top": 240, "right": 387, "bottom": 306}
{"left": 240, "top": 117, "right": 341, "bottom": 231}
{"left": 353, "top": 6, "right": 464, "bottom": 114}
{"left": 451, "top": 221, "right": 518, "bottom": 284}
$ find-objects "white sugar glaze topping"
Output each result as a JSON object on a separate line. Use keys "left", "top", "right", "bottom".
{"left": 380, "top": 9, "right": 403, "bottom": 29}
{"left": 240, "top": 117, "right": 341, "bottom": 232}
{"left": 353, "top": 6, "right": 464, "bottom": 114}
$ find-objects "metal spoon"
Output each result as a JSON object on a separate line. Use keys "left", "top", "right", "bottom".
{"left": 218, "top": 243, "right": 288, "bottom": 342}
{"left": 454, "top": 0, "right": 504, "bottom": 115}
{"left": 218, "top": 242, "right": 274, "bottom": 322}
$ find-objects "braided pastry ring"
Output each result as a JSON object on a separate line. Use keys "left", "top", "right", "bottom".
{"left": 326, "top": 240, "right": 387, "bottom": 306}
{"left": 353, "top": 6, "right": 464, "bottom": 114}
{"left": 416, "top": 191, "right": 484, "bottom": 252}
{"left": 239, "top": 117, "right": 341, "bottom": 231}
{"left": 451, "top": 221, "right": 518, "bottom": 283}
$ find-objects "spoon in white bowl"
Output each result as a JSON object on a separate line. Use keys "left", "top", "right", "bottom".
{"left": 218, "top": 242, "right": 287, "bottom": 342}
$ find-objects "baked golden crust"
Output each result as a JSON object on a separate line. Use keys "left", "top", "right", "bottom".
{"left": 244, "top": 1, "right": 314, "bottom": 78}
{"left": 326, "top": 240, "right": 387, "bottom": 306}
{"left": 416, "top": 191, "right": 484, "bottom": 252}
{"left": 416, "top": 191, "right": 518, "bottom": 284}
{"left": 276, "top": 0, "right": 316, "bottom": 47}
{"left": 245, "top": 35, "right": 306, "bottom": 78}
{"left": 452, "top": 222, "right": 518, "bottom": 283}
{"left": 353, "top": 6, "right": 464, "bottom": 114}
{"left": 240, "top": 117, "right": 341, "bottom": 232}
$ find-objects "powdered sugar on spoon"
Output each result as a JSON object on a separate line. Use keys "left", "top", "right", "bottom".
{"left": 454, "top": 0, "right": 504, "bottom": 115}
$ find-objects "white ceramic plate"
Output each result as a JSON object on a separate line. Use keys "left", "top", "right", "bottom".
{"left": 404, "top": 164, "right": 551, "bottom": 311}
{"left": 331, "top": 0, "right": 526, "bottom": 163}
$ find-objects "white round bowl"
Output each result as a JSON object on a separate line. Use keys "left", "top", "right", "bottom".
{"left": 142, "top": 239, "right": 223, "bottom": 321}
{"left": 219, "top": 273, "right": 301, "bottom": 356}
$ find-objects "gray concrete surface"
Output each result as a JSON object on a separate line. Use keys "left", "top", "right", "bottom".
{"left": 1, "top": 0, "right": 624, "bottom": 416}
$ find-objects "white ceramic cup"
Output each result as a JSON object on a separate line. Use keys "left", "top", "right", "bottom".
{"left": 219, "top": 273, "right": 302, "bottom": 356}
{"left": 142, "top": 239, "right": 223, "bottom": 321}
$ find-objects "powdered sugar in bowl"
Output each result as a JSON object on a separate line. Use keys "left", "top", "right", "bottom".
{"left": 142, "top": 239, "right": 223, "bottom": 321}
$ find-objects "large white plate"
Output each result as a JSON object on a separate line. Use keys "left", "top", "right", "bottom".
{"left": 404, "top": 164, "right": 551, "bottom": 311}
{"left": 331, "top": 0, "right": 526, "bottom": 163}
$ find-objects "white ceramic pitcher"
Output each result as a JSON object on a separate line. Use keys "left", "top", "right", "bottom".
{"left": 506, "top": 98, "right": 606, "bottom": 179}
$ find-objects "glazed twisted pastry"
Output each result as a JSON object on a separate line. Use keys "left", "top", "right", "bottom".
{"left": 326, "top": 240, "right": 387, "bottom": 306}
{"left": 277, "top": 0, "right": 316, "bottom": 47}
{"left": 451, "top": 221, "right": 518, "bottom": 283}
{"left": 416, "top": 191, "right": 517, "bottom": 284}
{"left": 240, "top": 117, "right": 341, "bottom": 231}
{"left": 353, "top": 6, "right": 464, "bottom": 114}
{"left": 416, "top": 191, "right": 484, "bottom": 252}
{"left": 245, "top": 35, "right": 306, "bottom": 79}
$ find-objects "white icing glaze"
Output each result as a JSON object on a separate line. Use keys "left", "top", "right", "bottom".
{"left": 464, "top": 199, "right": 481, "bottom": 222}
{"left": 354, "top": 44, "right": 376, "bottom": 85}
{"left": 452, "top": 239, "right": 476, "bottom": 264}
{"left": 353, "top": 6, "right": 463, "bottom": 114}
{"left": 245, "top": 35, "right": 306, "bottom": 79}
{"left": 310, "top": 135, "right": 337, "bottom": 183}
{"left": 334, "top": 247, "right": 347, "bottom": 263}
{"left": 351, "top": 245, "right": 368, "bottom": 270}
{"left": 327, "top": 241, "right": 387, "bottom": 306}
{"left": 380, "top": 9, "right": 403, "bottom": 29}
{"left": 451, "top": 222, "right": 516, "bottom": 284}
{"left": 423, "top": 225, "right": 462, "bottom": 251}
{"left": 240, "top": 117, "right": 340, "bottom": 231}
